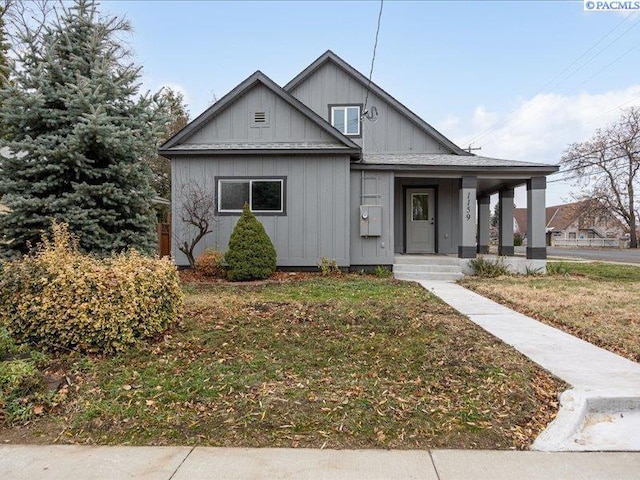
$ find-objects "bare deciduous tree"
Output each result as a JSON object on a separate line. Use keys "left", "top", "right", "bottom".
{"left": 561, "top": 107, "right": 640, "bottom": 248}
{"left": 174, "top": 181, "right": 217, "bottom": 267}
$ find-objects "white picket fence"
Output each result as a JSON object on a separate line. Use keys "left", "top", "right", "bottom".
{"left": 553, "top": 238, "right": 625, "bottom": 248}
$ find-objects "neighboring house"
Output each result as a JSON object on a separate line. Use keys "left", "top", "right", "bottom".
{"left": 160, "top": 51, "right": 558, "bottom": 269}
{"left": 514, "top": 199, "right": 627, "bottom": 246}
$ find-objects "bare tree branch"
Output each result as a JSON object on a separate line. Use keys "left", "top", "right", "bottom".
{"left": 561, "top": 107, "right": 640, "bottom": 248}
{"left": 173, "top": 181, "right": 217, "bottom": 267}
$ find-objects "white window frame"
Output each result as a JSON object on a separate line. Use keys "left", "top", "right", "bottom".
{"left": 217, "top": 178, "right": 284, "bottom": 214}
{"left": 330, "top": 105, "right": 360, "bottom": 136}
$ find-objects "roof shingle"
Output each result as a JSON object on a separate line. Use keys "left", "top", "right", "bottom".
{"left": 361, "top": 153, "right": 556, "bottom": 169}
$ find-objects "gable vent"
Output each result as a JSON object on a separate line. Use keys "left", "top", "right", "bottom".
{"left": 250, "top": 109, "right": 270, "bottom": 128}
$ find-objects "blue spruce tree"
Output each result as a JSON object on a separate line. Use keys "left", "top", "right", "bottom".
{"left": 0, "top": 0, "right": 167, "bottom": 256}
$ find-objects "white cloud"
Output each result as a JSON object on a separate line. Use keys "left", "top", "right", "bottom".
{"left": 471, "top": 106, "right": 500, "bottom": 132}
{"left": 458, "top": 85, "right": 640, "bottom": 163}
{"left": 437, "top": 114, "right": 460, "bottom": 133}
{"left": 452, "top": 85, "right": 640, "bottom": 206}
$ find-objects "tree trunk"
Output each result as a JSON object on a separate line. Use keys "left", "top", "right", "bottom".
{"left": 629, "top": 162, "right": 638, "bottom": 248}
{"left": 629, "top": 197, "right": 638, "bottom": 249}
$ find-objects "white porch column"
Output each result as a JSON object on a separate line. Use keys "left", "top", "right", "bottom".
{"left": 459, "top": 176, "right": 477, "bottom": 258}
{"left": 477, "top": 195, "right": 491, "bottom": 254}
{"left": 498, "top": 188, "right": 514, "bottom": 256}
{"left": 527, "top": 177, "right": 547, "bottom": 259}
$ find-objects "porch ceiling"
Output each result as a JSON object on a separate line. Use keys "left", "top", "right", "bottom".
{"left": 477, "top": 178, "right": 528, "bottom": 196}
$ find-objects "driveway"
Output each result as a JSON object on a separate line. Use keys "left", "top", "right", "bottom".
{"left": 514, "top": 246, "right": 640, "bottom": 264}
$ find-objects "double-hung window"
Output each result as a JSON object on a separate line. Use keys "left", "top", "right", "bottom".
{"left": 217, "top": 178, "right": 285, "bottom": 214}
{"left": 330, "top": 105, "right": 361, "bottom": 136}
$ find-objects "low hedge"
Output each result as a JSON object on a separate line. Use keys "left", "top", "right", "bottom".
{"left": 0, "top": 223, "right": 183, "bottom": 355}
{"left": 195, "top": 248, "right": 226, "bottom": 278}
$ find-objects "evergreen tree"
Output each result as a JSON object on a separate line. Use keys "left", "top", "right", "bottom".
{"left": 0, "top": 0, "right": 167, "bottom": 256}
{"left": 226, "top": 204, "right": 277, "bottom": 281}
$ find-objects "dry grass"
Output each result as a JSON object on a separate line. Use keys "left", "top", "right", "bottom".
{"left": 1, "top": 276, "right": 563, "bottom": 449}
{"left": 461, "top": 262, "right": 640, "bottom": 362}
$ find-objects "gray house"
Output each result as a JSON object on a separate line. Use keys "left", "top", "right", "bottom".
{"left": 160, "top": 51, "right": 558, "bottom": 274}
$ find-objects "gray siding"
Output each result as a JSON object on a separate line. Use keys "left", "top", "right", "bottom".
{"left": 172, "top": 155, "right": 351, "bottom": 267}
{"left": 289, "top": 61, "right": 449, "bottom": 154}
{"left": 393, "top": 177, "right": 460, "bottom": 254}
{"left": 436, "top": 178, "right": 460, "bottom": 254}
{"left": 349, "top": 170, "right": 395, "bottom": 266}
{"left": 184, "top": 84, "right": 338, "bottom": 145}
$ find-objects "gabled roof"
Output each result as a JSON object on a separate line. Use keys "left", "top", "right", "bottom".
{"left": 284, "top": 50, "right": 470, "bottom": 156}
{"left": 159, "top": 70, "right": 361, "bottom": 155}
{"left": 514, "top": 199, "right": 623, "bottom": 234}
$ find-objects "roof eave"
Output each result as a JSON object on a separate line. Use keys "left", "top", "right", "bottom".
{"left": 159, "top": 148, "right": 360, "bottom": 157}
{"left": 351, "top": 163, "right": 560, "bottom": 174}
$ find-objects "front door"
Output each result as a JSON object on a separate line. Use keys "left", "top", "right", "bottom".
{"left": 406, "top": 188, "right": 435, "bottom": 253}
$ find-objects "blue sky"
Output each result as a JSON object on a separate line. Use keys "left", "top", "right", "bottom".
{"left": 103, "top": 0, "right": 640, "bottom": 206}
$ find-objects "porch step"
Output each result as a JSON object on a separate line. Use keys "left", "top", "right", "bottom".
{"left": 393, "top": 255, "right": 460, "bottom": 266}
{"left": 393, "top": 264, "right": 462, "bottom": 274}
{"left": 394, "top": 271, "right": 464, "bottom": 282}
{"left": 393, "top": 255, "right": 464, "bottom": 282}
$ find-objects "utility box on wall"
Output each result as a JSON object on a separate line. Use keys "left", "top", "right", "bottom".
{"left": 360, "top": 205, "right": 382, "bottom": 237}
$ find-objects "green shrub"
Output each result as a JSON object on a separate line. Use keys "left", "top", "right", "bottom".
{"left": 525, "top": 265, "right": 544, "bottom": 276}
{"left": 0, "top": 328, "right": 16, "bottom": 360}
{"left": 374, "top": 265, "right": 393, "bottom": 277}
{"left": 546, "top": 262, "right": 568, "bottom": 275}
{"left": 225, "top": 204, "right": 277, "bottom": 281}
{"left": 195, "top": 248, "right": 227, "bottom": 278}
{"left": 318, "top": 257, "right": 341, "bottom": 276}
{"left": 468, "top": 256, "right": 510, "bottom": 278}
{"left": 0, "top": 222, "right": 183, "bottom": 354}
{"left": 0, "top": 359, "right": 48, "bottom": 424}
{"left": 514, "top": 232, "right": 523, "bottom": 247}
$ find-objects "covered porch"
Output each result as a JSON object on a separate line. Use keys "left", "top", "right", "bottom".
{"left": 357, "top": 151, "right": 561, "bottom": 262}
{"left": 393, "top": 173, "right": 551, "bottom": 260}
{"left": 350, "top": 153, "right": 558, "bottom": 270}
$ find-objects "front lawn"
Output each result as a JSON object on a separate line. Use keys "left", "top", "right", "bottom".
{"left": 2, "top": 276, "right": 562, "bottom": 449}
{"left": 461, "top": 262, "right": 640, "bottom": 362}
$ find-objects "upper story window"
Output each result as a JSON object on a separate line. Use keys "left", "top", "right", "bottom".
{"left": 217, "top": 177, "right": 285, "bottom": 215}
{"left": 330, "top": 105, "right": 361, "bottom": 136}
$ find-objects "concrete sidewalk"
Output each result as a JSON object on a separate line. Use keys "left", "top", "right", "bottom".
{"left": 1, "top": 445, "right": 640, "bottom": 480}
{"left": 420, "top": 280, "right": 640, "bottom": 451}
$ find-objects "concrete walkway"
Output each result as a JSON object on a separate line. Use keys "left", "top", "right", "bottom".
{"left": 419, "top": 280, "right": 640, "bottom": 451}
{"left": 1, "top": 445, "right": 640, "bottom": 480}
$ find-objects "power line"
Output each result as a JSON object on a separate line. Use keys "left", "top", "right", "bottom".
{"left": 363, "top": 0, "right": 383, "bottom": 116}
{"left": 549, "top": 149, "right": 640, "bottom": 183}
{"left": 576, "top": 40, "right": 640, "bottom": 89}
{"left": 464, "top": 14, "right": 640, "bottom": 148}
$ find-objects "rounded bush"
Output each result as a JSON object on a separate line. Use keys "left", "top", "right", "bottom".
{"left": 0, "top": 223, "right": 183, "bottom": 355}
{"left": 195, "top": 248, "right": 226, "bottom": 278}
{"left": 225, "top": 204, "right": 277, "bottom": 281}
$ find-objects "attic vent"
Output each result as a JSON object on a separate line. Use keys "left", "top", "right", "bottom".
{"left": 250, "top": 109, "right": 270, "bottom": 128}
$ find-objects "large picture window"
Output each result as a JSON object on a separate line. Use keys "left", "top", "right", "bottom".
{"left": 330, "top": 105, "right": 361, "bottom": 136}
{"left": 217, "top": 178, "right": 285, "bottom": 214}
